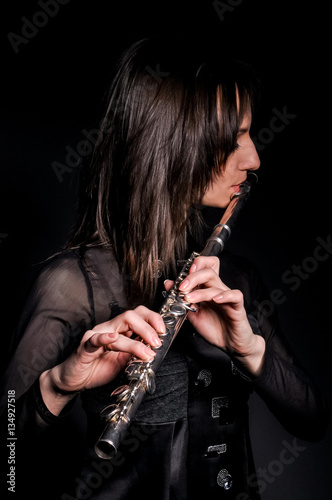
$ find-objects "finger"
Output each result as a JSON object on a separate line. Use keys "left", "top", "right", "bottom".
{"left": 93, "top": 309, "right": 163, "bottom": 348}
{"left": 179, "top": 268, "right": 228, "bottom": 293}
{"left": 164, "top": 279, "right": 174, "bottom": 292}
{"left": 189, "top": 255, "right": 220, "bottom": 275}
{"left": 87, "top": 332, "right": 119, "bottom": 352}
{"left": 212, "top": 289, "right": 244, "bottom": 311}
{"left": 80, "top": 331, "right": 119, "bottom": 355}
{"left": 79, "top": 331, "right": 156, "bottom": 363}
{"left": 74, "top": 331, "right": 115, "bottom": 363}
{"left": 104, "top": 334, "right": 157, "bottom": 361}
{"left": 185, "top": 286, "right": 227, "bottom": 304}
{"left": 134, "top": 305, "right": 166, "bottom": 336}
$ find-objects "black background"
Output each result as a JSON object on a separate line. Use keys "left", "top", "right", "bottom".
{"left": 0, "top": 1, "right": 331, "bottom": 498}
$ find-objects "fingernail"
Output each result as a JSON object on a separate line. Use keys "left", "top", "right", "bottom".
{"left": 190, "top": 264, "right": 197, "bottom": 272}
{"left": 152, "top": 336, "right": 162, "bottom": 347}
{"left": 158, "top": 322, "right": 166, "bottom": 334}
{"left": 144, "top": 346, "right": 156, "bottom": 356}
{"left": 107, "top": 332, "right": 118, "bottom": 340}
{"left": 180, "top": 279, "right": 189, "bottom": 290}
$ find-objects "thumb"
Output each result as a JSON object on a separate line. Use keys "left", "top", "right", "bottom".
{"left": 80, "top": 331, "right": 118, "bottom": 356}
{"left": 164, "top": 279, "right": 174, "bottom": 292}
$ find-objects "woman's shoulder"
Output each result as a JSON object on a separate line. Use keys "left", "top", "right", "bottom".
{"left": 26, "top": 249, "right": 109, "bottom": 314}
{"left": 35, "top": 249, "right": 87, "bottom": 289}
{"left": 36, "top": 246, "right": 116, "bottom": 280}
{"left": 34, "top": 246, "right": 127, "bottom": 316}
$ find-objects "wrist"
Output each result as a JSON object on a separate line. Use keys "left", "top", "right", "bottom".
{"left": 39, "top": 370, "right": 78, "bottom": 416}
{"left": 231, "top": 335, "right": 266, "bottom": 377}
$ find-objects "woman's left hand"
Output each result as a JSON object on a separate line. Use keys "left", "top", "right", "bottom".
{"left": 165, "top": 256, "right": 265, "bottom": 376}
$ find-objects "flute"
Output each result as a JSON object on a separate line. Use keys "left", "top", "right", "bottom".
{"left": 95, "top": 172, "right": 257, "bottom": 459}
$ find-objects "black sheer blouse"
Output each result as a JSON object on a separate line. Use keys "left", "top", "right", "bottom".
{"left": 0, "top": 246, "right": 328, "bottom": 500}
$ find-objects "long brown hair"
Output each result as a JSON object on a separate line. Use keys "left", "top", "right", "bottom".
{"left": 68, "top": 37, "right": 257, "bottom": 306}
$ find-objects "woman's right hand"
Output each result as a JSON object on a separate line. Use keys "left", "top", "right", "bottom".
{"left": 39, "top": 306, "right": 164, "bottom": 415}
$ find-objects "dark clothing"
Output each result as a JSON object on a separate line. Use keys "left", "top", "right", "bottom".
{"left": 0, "top": 246, "right": 328, "bottom": 499}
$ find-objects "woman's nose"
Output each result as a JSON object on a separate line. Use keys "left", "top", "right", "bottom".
{"left": 242, "top": 139, "right": 260, "bottom": 172}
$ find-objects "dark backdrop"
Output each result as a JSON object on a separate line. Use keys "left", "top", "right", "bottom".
{"left": 1, "top": 1, "right": 331, "bottom": 499}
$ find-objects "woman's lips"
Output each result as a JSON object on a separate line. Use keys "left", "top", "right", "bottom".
{"left": 231, "top": 179, "right": 247, "bottom": 193}
{"left": 231, "top": 184, "right": 242, "bottom": 193}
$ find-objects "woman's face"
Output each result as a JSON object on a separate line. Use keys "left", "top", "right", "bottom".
{"left": 201, "top": 112, "right": 260, "bottom": 208}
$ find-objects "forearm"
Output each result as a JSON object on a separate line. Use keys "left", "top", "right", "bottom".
{"left": 252, "top": 345, "right": 328, "bottom": 440}
{"left": 0, "top": 375, "right": 77, "bottom": 443}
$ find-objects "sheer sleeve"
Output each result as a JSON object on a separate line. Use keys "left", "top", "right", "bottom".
{"left": 245, "top": 260, "right": 329, "bottom": 441}
{"left": 0, "top": 251, "right": 94, "bottom": 413}
{"left": 0, "top": 251, "right": 100, "bottom": 499}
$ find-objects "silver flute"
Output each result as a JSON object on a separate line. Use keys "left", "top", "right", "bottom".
{"left": 95, "top": 173, "right": 257, "bottom": 459}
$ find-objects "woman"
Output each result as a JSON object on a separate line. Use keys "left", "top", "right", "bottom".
{"left": 0, "top": 37, "right": 327, "bottom": 499}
